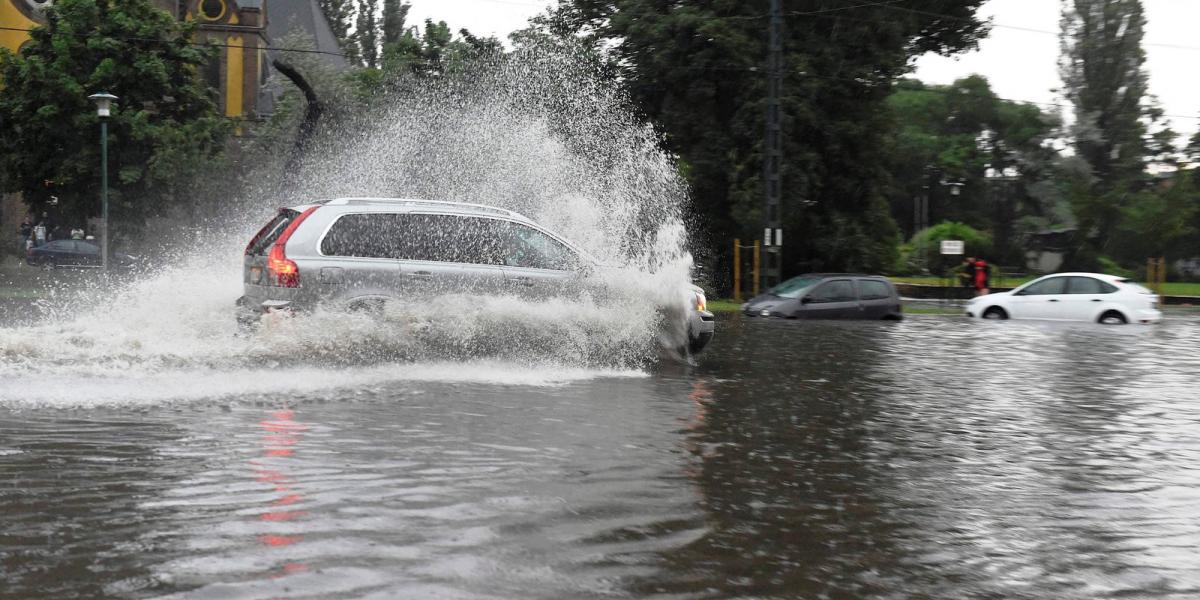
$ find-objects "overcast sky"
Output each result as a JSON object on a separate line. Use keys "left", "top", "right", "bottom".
{"left": 406, "top": 0, "right": 1200, "bottom": 139}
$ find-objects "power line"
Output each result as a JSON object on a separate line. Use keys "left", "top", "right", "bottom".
{"left": 875, "top": 3, "right": 1200, "bottom": 53}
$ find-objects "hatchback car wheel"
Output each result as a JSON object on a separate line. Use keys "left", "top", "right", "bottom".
{"left": 982, "top": 307, "right": 1008, "bottom": 320}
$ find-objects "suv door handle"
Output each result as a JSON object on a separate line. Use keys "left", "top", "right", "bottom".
{"left": 1090, "top": 299, "right": 1102, "bottom": 302}
{"left": 411, "top": 270, "right": 433, "bottom": 278}
{"left": 513, "top": 278, "right": 535, "bottom": 287}
{"left": 1048, "top": 299, "right": 1059, "bottom": 302}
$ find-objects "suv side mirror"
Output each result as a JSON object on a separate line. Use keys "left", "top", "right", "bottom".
{"left": 800, "top": 296, "right": 813, "bottom": 304}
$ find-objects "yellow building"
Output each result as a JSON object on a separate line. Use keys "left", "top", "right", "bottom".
{"left": 1, "top": 0, "right": 271, "bottom": 121}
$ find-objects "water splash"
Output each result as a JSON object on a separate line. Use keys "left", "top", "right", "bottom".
{"left": 0, "top": 51, "right": 698, "bottom": 404}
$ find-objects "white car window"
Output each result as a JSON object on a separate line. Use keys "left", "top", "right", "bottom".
{"left": 1019, "top": 277, "right": 1067, "bottom": 296}
{"left": 1066, "top": 277, "right": 1116, "bottom": 295}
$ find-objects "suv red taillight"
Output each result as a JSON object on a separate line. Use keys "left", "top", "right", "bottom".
{"left": 267, "top": 244, "right": 301, "bottom": 287}
{"left": 265, "top": 206, "right": 317, "bottom": 288}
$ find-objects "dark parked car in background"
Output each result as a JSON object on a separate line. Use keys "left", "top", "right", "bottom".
{"left": 25, "top": 240, "right": 137, "bottom": 269}
{"left": 742, "top": 274, "right": 903, "bottom": 320}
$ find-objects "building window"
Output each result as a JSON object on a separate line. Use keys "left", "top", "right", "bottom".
{"left": 199, "top": 0, "right": 226, "bottom": 21}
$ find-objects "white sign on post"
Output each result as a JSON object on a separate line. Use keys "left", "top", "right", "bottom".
{"left": 940, "top": 240, "right": 965, "bottom": 255}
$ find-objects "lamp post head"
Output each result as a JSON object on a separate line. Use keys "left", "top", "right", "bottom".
{"left": 88, "top": 92, "right": 118, "bottom": 118}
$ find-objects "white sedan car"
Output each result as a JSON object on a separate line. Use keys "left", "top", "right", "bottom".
{"left": 966, "top": 272, "right": 1162, "bottom": 324}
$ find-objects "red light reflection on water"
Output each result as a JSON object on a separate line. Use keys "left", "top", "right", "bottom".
{"left": 249, "top": 408, "right": 311, "bottom": 580}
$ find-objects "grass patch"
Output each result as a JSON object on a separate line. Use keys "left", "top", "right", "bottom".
{"left": 0, "top": 288, "right": 43, "bottom": 300}
{"left": 708, "top": 299, "right": 742, "bottom": 313}
{"left": 889, "top": 276, "right": 1200, "bottom": 297}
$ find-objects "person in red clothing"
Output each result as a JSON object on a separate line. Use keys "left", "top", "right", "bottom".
{"left": 973, "top": 258, "right": 990, "bottom": 296}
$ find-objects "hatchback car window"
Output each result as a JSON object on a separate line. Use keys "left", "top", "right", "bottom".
{"left": 1067, "top": 276, "right": 1116, "bottom": 294}
{"left": 504, "top": 223, "right": 576, "bottom": 270}
{"left": 1019, "top": 277, "right": 1067, "bottom": 295}
{"left": 857, "top": 279, "right": 892, "bottom": 300}
{"left": 771, "top": 276, "right": 822, "bottom": 299}
{"left": 810, "top": 280, "right": 855, "bottom": 303}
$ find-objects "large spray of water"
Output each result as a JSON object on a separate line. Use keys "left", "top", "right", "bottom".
{"left": 0, "top": 51, "right": 698, "bottom": 405}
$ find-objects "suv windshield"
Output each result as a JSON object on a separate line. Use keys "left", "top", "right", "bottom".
{"left": 770, "top": 276, "right": 823, "bottom": 299}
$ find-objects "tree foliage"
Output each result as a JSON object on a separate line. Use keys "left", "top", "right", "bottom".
{"left": 1056, "top": 0, "right": 1192, "bottom": 267}
{"left": 885, "top": 76, "right": 1060, "bottom": 264}
{"left": 0, "top": 0, "right": 229, "bottom": 231}
{"left": 527, "top": 0, "right": 990, "bottom": 280}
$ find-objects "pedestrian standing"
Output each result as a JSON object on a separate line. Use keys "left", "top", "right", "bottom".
{"left": 973, "top": 257, "right": 990, "bottom": 296}
{"left": 33, "top": 221, "right": 47, "bottom": 246}
{"left": 17, "top": 217, "right": 33, "bottom": 254}
{"left": 959, "top": 256, "right": 976, "bottom": 289}
{"left": 70, "top": 227, "right": 84, "bottom": 240}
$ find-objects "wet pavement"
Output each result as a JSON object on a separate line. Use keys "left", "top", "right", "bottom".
{"left": 3, "top": 313, "right": 1200, "bottom": 599}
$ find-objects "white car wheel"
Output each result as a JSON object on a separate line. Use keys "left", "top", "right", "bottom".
{"left": 1098, "top": 310, "right": 1127, "bottom": 325}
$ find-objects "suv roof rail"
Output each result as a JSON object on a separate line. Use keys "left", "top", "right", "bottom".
{"left": 323, "top": 197, "right": 527, "bottom": 220}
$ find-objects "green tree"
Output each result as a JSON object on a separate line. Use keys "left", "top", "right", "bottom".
{"left": 885, "top": 76, "right": 1060, "bottom": 264}
{"left": 1059, "top": 0, "right": 1171, "bottom": 264}
{"left": 382, "top": 0, "right": 411, "bottom": 45}
{"left": 1110, "top": 178, "right": 1197, "bottom": 261}
{"left": 356, "top": 0, "right": 381, "bottom": 68}
{"left": 378, "top": 19, "right": 501, "bottom": 80}
{"left": 0, "top": 0, "right": 229, "bottom": 232}
{"left": 531, "top": 0, "right": 989, "bottom": 281}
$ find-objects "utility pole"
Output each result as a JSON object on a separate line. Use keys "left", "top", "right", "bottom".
{"left": 763, "top": 0, "right": 784, "bottom": 287}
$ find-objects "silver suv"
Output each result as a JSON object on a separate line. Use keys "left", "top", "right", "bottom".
{"left": 235, "top": 198, "right": 715, "bottom": 354}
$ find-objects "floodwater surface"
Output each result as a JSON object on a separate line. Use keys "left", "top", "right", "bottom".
{"left": 3, "top": 314, "right": 1200, "bottom": 599}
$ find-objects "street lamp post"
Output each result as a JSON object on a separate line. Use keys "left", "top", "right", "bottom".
{"left": 88, "top": 92, "right": 117, "bottom": 271}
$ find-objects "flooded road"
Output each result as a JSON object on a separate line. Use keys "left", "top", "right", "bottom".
{"left": 3, "top": 313, "right": 1200, "bottom": 599}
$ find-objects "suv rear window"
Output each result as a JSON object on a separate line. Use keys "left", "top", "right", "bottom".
{"left": 245, "top": 209, "right": 300, "bottom": 256}
{"left": 858, "top": 279, "right": 892, "bottom": 300}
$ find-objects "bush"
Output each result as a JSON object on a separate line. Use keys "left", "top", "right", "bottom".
{"left": 909, "top": 221, "right": 993, "bottom": 275}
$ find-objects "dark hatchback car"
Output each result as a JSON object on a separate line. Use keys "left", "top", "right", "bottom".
{"left": 742, "top": 274, "right": 903, "bottom": 320}
{"left": 25, "top": 240, "right": 137, "bottom": 269}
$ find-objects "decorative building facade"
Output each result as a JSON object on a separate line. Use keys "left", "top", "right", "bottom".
{"left": 0, "top": 0, "right": 305, "bottom": 122}
{"left": 0, "top": 0, "right": 343, "bottom": 246}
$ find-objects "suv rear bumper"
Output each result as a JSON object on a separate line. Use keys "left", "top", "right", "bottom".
{"left": 235, "top": 296, "right": 298, "bottom": 327}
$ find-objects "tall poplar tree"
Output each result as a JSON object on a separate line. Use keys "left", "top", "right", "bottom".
{"left": 356, "top": 0, "right": 381, "bottom": 68}
{"left": 1059, "top": 0, "right": 1150, "bottom": 189}
{"left": 1059, "top": 0, "right": 1163, "bottom": 264}
{"left": 383, "top": 0, "right": 411, "bottom": 45}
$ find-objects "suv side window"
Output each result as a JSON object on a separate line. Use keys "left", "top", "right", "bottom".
{"left": 809, "top": 279, "right": 855, "bottom": 303}
{"left": 438, "top": 215, "right": 506, "bottom": 265}
{"left": 857, "top": 279, "right": 892, "bottom": 300}
{"left": 503, "top": 223, "right": 577, "bottom": 270}
{"left": 321, "top": 213, "right": 411, "bottom": 259}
